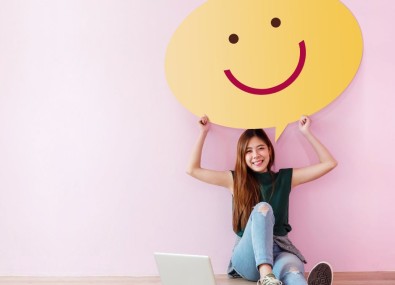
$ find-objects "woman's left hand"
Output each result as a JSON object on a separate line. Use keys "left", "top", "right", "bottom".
{"left": 298, "top": 115, "right": 311, "bottom": 134}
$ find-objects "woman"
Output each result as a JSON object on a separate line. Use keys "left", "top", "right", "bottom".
{"left": 187, "top": 115, "right": 337, "bottom": 285}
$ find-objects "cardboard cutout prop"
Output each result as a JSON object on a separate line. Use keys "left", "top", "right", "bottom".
{"left": 166, "top": 0, "right": 363, "bottom": 139}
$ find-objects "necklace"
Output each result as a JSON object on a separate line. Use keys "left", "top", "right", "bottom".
{"left": 262, "top": 185, "right": 274, "bottom": 202}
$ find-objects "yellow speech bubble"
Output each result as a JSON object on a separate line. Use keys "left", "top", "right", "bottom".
{"left": 165, "top": 0, "right": 363, "bottom": 140}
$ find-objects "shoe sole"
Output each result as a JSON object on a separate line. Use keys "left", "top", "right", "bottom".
{"left": 307, "top": 262, "right": 333, "bottom": 285}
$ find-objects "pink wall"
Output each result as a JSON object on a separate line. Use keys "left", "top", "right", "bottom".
{"left": 0, "top": 0, "right": 394, "bottom": 276}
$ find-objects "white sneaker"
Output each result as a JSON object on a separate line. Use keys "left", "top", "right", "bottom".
{"left": 307, "top": 261, "right": 333, "bottom": 285}
{"left": 257, "top": 273, "right": 283, "bottom": 285}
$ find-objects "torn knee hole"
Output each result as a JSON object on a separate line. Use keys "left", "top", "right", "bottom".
{"left": 258, "top": 204, "right": 270, "bottom": 216}
{"left": 287, "top": 266, "right": 301, "bottom": 274}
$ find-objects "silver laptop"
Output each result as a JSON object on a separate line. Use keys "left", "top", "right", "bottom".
{"left": 154, "top": 252, "right": 217, "bottom": 285}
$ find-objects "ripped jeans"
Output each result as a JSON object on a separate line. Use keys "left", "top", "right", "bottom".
{"left": 230, "top": 202, "right": 307, "bottom": 285}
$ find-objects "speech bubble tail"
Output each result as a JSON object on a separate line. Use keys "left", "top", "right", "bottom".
{"left": 274, "top": 123, "right": 288, "bottom": 142}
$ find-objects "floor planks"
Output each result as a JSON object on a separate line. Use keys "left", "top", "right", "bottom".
{"left": 1, "top": 272, "right": 395, "bottom": 285}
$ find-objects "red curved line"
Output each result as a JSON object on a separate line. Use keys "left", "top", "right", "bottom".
{"left": 224, "top": 41, "right": 306, "bottom": 95}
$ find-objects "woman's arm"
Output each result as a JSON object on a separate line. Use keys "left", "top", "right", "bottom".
{"left": 186, "top": 115, "right": 234, "bottom": 193}
{"left": 291, "top": 115, "right": 338, "bottom": 188}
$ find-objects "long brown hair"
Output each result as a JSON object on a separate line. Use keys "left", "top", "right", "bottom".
{"left": 232, "top": 129, "right": 275, "bottom": 233}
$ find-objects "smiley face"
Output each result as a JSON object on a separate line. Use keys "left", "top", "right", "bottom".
{"left": 165, "top": 0, "right": 363, "bottom": 139}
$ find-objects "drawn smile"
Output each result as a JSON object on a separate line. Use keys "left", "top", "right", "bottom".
{"left": 224, "top": 41, "right": 306, "bottom": 95}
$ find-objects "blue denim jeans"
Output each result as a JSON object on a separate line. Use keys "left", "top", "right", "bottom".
{"left": 230, "top": 202, "right": 307, "bottom": 285}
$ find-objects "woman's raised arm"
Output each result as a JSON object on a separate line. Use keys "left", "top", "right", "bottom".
{"left": 292, "top": 115, "right": 338, "bottom": 188}
{"left": 186, "top": 115, "right": 233, "bottom": 193}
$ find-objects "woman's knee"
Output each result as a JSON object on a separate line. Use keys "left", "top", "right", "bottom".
{"left": 253, "top": 202, "right": 273, "bottom": 217}
{"left": 273, "top": 252, "right": 306, "bottom": 280}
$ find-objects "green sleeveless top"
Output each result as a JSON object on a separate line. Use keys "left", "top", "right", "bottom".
{"left": 235, "top": 168, "right": 293, "bottom": 237}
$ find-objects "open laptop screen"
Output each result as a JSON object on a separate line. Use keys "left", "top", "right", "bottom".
{"left": 154, "top": 252, "right": 217, "bottom": 285}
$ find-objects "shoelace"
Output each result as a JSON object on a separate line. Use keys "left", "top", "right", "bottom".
{"left": 257, "top": 275, "right": 283, "bottom": 285}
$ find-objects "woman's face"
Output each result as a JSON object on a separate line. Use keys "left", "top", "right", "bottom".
{"left": 245, "top": 136, "right": 271, "bottom": 173}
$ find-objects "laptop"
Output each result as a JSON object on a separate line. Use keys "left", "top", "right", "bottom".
{"left": 154, "top": 252, "right": 217, "bottom": 285}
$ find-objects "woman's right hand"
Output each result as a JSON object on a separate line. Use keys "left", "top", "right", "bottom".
{"left": 199, "top": 115, "right": 211, "bottom": 133}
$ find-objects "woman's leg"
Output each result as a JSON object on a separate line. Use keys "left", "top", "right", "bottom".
{"left": 230, "top": 202, "right": 275, "bottom": 281}
{"left": 272, "top": 248, "right": 307, "bottom": 285}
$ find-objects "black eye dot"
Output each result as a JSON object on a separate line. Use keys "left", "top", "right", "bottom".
{"left": 271, "top": 17, "right": 281, "bottom": 28}
{"left": 229, "top": 34, "right": 239, "bottom": 44}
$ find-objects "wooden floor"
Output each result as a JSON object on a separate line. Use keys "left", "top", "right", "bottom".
{"left": 1, "top": 273, "right": 395, "bottom": 285}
